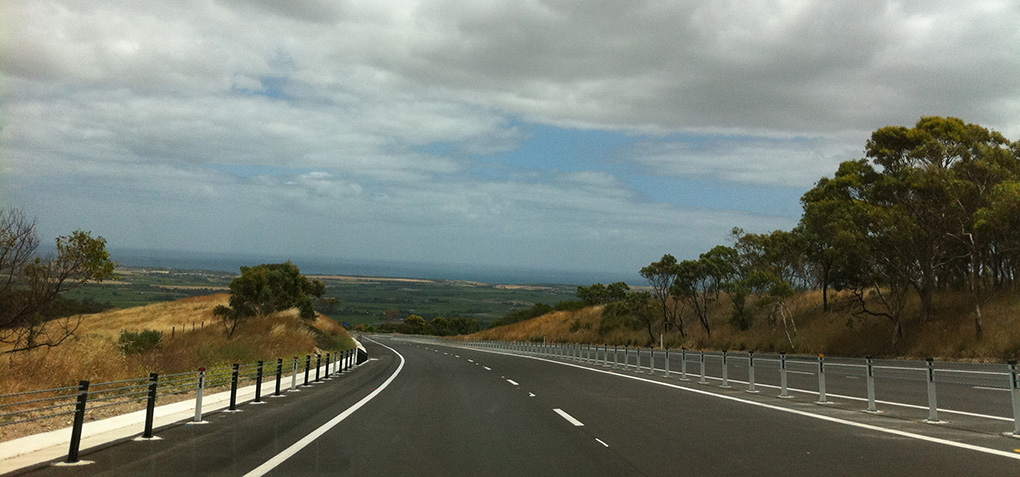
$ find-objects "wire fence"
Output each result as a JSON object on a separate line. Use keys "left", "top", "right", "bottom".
{"left": 0, "top": 347, "right": 363, "bottom": 465}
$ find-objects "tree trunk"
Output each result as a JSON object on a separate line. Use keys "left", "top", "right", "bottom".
{"left": 891, "top": 319, "right": 904, "bottom": 350}
{"left": 821, "top": 262, "right": 830, "bottom": 311}
{"left": 968, "top": 233, "right": 984, "bottom": 342}
{"left": 919, "top": 285, "right": 935, "bottom": 324}
{"left": 974, "top": 301, "right": 984, "bottom": 342}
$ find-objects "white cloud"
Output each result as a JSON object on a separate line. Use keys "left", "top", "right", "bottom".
{"left": 626, "top": 134, "right": 864, "bottom": 187}
{"left": 1, "top": 0, "right": 1017, "bottom": 278}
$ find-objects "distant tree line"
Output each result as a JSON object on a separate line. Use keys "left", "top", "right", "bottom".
{"left": 586, "top": 117, "right": 1020, "bottom": 349}
{"left": 376, "top": 314, "right": 481, "bottom": 336}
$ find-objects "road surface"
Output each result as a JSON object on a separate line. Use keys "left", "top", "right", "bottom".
{"left": 11, "top": 336, "right": 1020, "bottom": 476}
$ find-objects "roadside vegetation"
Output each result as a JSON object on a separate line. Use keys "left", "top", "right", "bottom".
{"left": 0, "top": 293, "right": 355, "bottom": 393}
{"left": 0, "top": 293, "right": 354, "bottom": 442}
{"left": 470, "top": 117, "right": 1020, "bottom": 360}
{"left": 0, "top": 207, "right": 117, "bottom": 354}
{"left": 0, "top": 253, "right": 355, "bottom": 442}
{"left": 466, "top": 289, "right": 1020, "bottom": 360}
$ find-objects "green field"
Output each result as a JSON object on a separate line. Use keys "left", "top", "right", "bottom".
{"left": 65, "top": 267, "right": 580, "bottom": 327}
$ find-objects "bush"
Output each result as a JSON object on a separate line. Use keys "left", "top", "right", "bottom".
{"left": 118, "top": 329, "right": 163, "bottom": 355}
{"left": 555, "top": 300, "right": 586, "bottom": 311}
{"left": 488, "top": 303, "right": 553, "bottom": 328}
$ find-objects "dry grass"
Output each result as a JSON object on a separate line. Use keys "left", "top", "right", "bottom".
{"left": 0, "top": 294, "right": 354, "bottom": 442}
{"left": 75, "top": 293, "right": 230, "bottom": 342}
{"left": 467, "top": 289, "right": 1020, "bottom": 361}
{"left": 465, "top": 307, "right": 603, "bottom": 343}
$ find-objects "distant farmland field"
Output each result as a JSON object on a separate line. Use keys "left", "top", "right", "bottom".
{"left": 66, "top": 267, "right": 580, "bottom": 327}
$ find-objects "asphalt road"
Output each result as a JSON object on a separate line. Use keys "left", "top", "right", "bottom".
{"left": 13, "top": 336, "right": 1020, "bottom": 476}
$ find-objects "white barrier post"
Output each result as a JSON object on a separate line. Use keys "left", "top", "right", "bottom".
{"left": 721, "top": 350, "right": 731, "bottom": 388}
{"left": 680, "top": 348, "right": 688, "bottom": 381}
{"left": 925, "top": 357, "right": 940, "bottom": 423}
{"left": 290, "top": 356, "right": 299, "bottom": 392}
{"left": 1009, "top": 361, "right": 1020, "bottom": 436}
{"left": 866, "top": 356, "right": 877, "bottom": 412}
{"left": 194, "top": 368, "right": 206, "bottom": 422}
{"left": 664, "top": 348, "right": 671, "bottom": 378}
{"left": 747, "top": 352, "right": 757, "bottom": 393}
{"left": 699, "top": 350, "right": 707, "bottom": 384}
{"left": 779, "top": 352, "right": 790, "bottom": 398}
{"left": 817, "top": 355, "right": 828, "bottom": 404}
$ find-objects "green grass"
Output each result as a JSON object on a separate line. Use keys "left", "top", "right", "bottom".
{"left": 65, "top": 267, "right": 580, "bottom": 327}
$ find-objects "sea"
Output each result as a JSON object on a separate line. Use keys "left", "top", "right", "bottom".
{"left": 105, "top": 248, "right": 642, "bottom": 286}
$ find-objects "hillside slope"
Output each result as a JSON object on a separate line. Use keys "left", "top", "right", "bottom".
{"left": 0, "top": 294, "right": 355, "bottom": 442}
{"left": 464, "top": 289, "right": 1020, "bottom": 361}
{"left": 1, "top": 294, "right": 353, "bottom": 394}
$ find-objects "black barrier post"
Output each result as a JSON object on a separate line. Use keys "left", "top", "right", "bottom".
{"left": 325, "top": 352, "right": 331, "bottom": 377}
{"left": 229, "top": 364, "right": 240, "bottom": 411}
{"left": 275, "top": 358, "right": 283, "bottom": 396}
{"left": 66, "top": 380, "right": 90, "bottom": 463}
{"left": 315, "top": 354, "right": 322, "bottom": 382}
{"left": 254, "top": 361, "right": 264, "bottom": 403}
{"left": 304, "top": 355, "right": 311, "bottom": 386}
{"left": 142, "top": 373, "right": 159, "bottom": 438}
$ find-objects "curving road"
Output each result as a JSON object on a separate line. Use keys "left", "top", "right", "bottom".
{"left": 12, "top": 336, "right": 1020, "bottom": 476}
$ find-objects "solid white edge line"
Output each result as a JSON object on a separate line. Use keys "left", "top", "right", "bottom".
{"left": 973, "top": 386, "right": 1010, "bottom": 392}
{"left": 553, "top": 408, "right": 584, "bottom": 427}
{"left": 243, "top": 338, "right": 406, "bottom": 477}
{"left": 439, "top": 342, "right": 1020, "bottom": 462}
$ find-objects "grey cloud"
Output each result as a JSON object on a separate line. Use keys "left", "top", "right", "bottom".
{"left": 357, "top": 1, "right": 1018, "bottom": 134}
{"left": 215, "top": 0, "right": 345, "bottom": 25}
{"left": 3, "top": 0, "right": 1017, "bottom": 275}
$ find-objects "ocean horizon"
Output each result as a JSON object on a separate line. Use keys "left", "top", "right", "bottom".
{"left": 101, "top": 248, "right": 642, "bottom": 286}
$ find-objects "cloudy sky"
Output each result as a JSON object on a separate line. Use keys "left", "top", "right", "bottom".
{"left": 2, "top": 1, "right": 1018, "bottom": 281}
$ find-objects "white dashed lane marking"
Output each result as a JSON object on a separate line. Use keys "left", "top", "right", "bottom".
{"left": 553, "top": 408, "right": 584, "bottom": 427}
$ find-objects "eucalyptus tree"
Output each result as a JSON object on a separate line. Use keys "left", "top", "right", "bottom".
{"left": 669, "top": 246, "right": 738, "bottom": 338}
{"left": 0, "top": 207, "right": 117, "bottom": 353}
{"left": 640, "top": 254, "right": 685, "bottom": 337}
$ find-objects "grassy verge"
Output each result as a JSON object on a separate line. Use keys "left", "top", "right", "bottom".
{"left": 0, "top": 294, "right": 354, "bottom": 442}
{"left": 462, "top": 289, "right": 1020, "bottom": 361}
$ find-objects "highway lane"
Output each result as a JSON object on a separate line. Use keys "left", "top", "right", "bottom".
{"left": 14, "top": 336, "right": 1020, "bottom": 476}
{"left": 373, "top": 337, "right": 1020, "bottom": 476}
{"left": 262, "top": 338, "right": 637, "bottom": 476}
